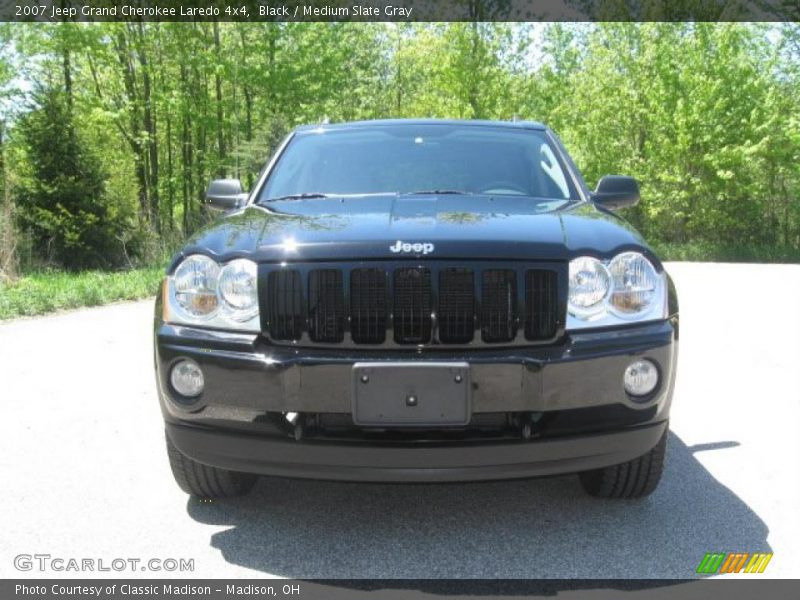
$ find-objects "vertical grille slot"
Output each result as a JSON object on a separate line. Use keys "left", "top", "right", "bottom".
{"left": 438, "top": 268, "right": 475, "bottom": 343}
{"left": 308, "top": 269, "right": 344, "bottom": 343}
{"left": 525, "top": 269, "right": 559, "bottom": 340}
{"left": 350, "top": 268, "right": 387, "bottom": 343}
{"left": 481, "top": 269, "right": 517, "bottom": 343}
{"left": 267, "top": 270, "right": 304, "bottom": 340}
{"left": 393, "top": 268, "right": 432, "bottom": 344}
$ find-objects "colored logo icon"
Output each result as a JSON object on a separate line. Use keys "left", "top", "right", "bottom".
{"left": 696, "top": 552, "right": 773, "bottom": 574}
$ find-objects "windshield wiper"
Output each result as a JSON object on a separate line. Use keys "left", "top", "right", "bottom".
{"left": 261, "top": 193, "right": 330, "bottom": 203}
{"left": 401, "top": 189, "right": 473, "bottom": 196}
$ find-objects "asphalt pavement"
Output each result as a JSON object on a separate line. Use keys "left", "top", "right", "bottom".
{"left": 1, "top": 262, "right": 798, "bottom": 579}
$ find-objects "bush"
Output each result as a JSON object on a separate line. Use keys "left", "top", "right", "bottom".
{"left": 653, "top": 242, "right": 800, "bottom": 263}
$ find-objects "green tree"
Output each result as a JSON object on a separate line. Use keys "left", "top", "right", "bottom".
{"left": 1, "top": 22, "right": 798, "bottom": 271}
{"left": 15, "top": 86, "right": 130, "bottom": 270}
{"left": 0, "top": 24, "right": 17, "bottom": 280}
{"left": 539, "top": 23, "right": 799, "bottom": 247}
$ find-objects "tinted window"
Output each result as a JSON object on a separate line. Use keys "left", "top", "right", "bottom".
{"left": 260, "top": 124, "right": 577, "bottom": 205}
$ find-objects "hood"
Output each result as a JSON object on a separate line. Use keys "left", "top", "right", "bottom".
{"left": 177, "top": 195, "right": 653, "bottom": 266}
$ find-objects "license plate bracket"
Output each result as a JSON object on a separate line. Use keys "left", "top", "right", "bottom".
{"left": 352, "top": 362, "right": 471, "bottom": 427}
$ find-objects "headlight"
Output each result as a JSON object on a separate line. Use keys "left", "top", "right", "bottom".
{"left": 164, "top": 254, "right": 260, "bottom": 331}
{"left": 218, "top": 259, "right": 259, "bottom": 321}
{"left": 173, "top": 254, "right": 220, "bottom": 318}
{"left": 608, "top": 252, "right": 659, "bottom": 316}
{"left": 568, "top": 256, "right": 611, "bottom": 318}
{"left": 567, "top": 252, "right": 666, "bottom": 330}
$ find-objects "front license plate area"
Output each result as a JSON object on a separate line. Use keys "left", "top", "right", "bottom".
{"left": 352, "top": 362, "right": 471, "bottom": 427}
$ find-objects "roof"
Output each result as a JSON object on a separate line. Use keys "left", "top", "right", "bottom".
{"left": 294, "top": 118, "right": 548, "bottom": 132}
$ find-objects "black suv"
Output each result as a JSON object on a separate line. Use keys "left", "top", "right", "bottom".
{"left": 155, "top": 119, "right": 678, "bottom": 499}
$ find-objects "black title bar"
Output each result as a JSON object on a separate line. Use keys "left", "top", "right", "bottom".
{"left": 1, "top": 0, "right": 798, "bottom": 22}
{"left": 5, "top": 579, "right": 800, "bottom": 599}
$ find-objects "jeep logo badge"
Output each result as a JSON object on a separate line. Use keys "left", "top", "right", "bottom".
{"left": 389, "top": 240, "right": 434, "bottom": 255}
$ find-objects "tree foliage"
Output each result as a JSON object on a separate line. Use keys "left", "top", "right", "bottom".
{"left": 0, "top": 22, "right": 797, "bottom": 271}
{"left": 535, "top": 23, "right": 800, "bottom": 247}
{"left": 15, "top": 85, "right": 135, "bottom": 270}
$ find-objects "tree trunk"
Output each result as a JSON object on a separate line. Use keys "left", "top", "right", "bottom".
{"left": 115, "top": 28, "right": 150, "bottom": 227}
{"left": 195, "top": 27, "right": 209, "bottom": 215}
{"left": 0, "top": 120, "right": 4, "bottom": 205}
{"left": 213, "top": 22, "right": 226, "bottom": 177}
{"left": 239, "top": 28, "right": 255, "bottom": 187}
{"left": 62, "top": 47, "right": 73, "bottom": 114}
{"left": 136, "top": 22, "right": 160, "bottom": 233}
{"left": 166, "top": 106, "right": 175, "bottom": 233}
{"left": 468, "top": 22, "right": 481, "bottom": 118}
{"left": 180, "top": 60, "right": 193, "bottom": 234}
{"left": 394, "top": 28, "right": 403, "bottom": 114}
{"left": 0, "top": 119, "right": 16, "bottom": 281}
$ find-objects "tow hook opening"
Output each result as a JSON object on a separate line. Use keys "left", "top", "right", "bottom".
{"left": 512, "top": 412, "right": 543, "bottom": 440}
{"left": 285, "top": 412, "right": 317, "bottom": 441}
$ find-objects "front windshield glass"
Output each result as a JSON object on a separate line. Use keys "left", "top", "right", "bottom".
{"left": 259, "top": 124, "right": 578, "bottom": 208}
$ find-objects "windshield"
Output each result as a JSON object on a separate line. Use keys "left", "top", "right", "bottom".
{"left": 258, "top": 124, "right": 578, "bottom": 208}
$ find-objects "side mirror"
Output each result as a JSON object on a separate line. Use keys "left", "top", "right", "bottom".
{"left": 591, "top": 175, "right": 640, "bottom": 210}
{"left": 205, "top": 179, "right": 248, "bottom": 211}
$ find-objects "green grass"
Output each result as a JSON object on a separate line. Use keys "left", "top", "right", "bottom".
{"left": 652, "top": 242, "right": 800, "bottom": 263}
{"left": 0, "top": 267, "right": 163, "bottom": 320}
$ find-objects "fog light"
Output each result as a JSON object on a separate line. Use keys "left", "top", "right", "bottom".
{"left": 170, "top": 359, "right": 204, "bottom": 398}
{"left": 623, "top": 359, "right": 658, "bottom": 397}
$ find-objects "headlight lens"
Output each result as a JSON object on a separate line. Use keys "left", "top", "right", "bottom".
{"left": 165, "top": 255, "right": 259, "bottom": 331}
{"left": 608, "top": 252, "right": 659, "bottom": 316}
{"left": 173, "top": 254, "right": 220, "bottom": 318}
{"left": 567, "top": 252, "right": 666, "bottom": 330}
{"left": 568, "top": 256, "right": 610, "bottom": 318}
{"left": 218, "top": 259, "right": 258, "bottom": 320}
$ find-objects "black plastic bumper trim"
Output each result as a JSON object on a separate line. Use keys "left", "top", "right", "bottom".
{"left": 166, "top": 420, "right": 668, "bottom": 483}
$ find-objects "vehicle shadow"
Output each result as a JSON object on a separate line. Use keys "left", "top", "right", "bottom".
{"left": 186, "top": 432, "right": 770, "bottom": 579}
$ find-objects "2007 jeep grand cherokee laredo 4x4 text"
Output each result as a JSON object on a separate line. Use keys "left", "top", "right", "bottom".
{"left": 155, "top": 119, "right": 678, "bottom": 499}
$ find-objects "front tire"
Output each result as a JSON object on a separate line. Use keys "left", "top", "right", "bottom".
{"left": 165, "top": 431, "right": 256, "bottom": 499}
{"left": 579, "top": 427, "right": 667, "bottom": 499}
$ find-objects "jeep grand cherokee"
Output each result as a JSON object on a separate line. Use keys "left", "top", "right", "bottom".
{"left": 154, "top": 119, "right": 678, "bottom": 499}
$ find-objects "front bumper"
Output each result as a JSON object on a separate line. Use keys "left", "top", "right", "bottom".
{"left": 166, "top": 419, "right": 668, "bottom": 482}
{"left": 155, "top": 318, "right": 677, "bottom": 482}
